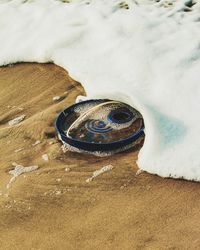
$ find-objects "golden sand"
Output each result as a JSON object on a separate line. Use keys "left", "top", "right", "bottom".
{"left": 0, "top": 63, "right": 200, "bottom": 249}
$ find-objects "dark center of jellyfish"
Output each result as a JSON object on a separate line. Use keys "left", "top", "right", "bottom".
{"left": 97, "top": 121, "right": 106, "bottom": 128}
{"left": 109, "top": 109, "right": 133, "bottom": 124}
{"left": 113, "top": 112, "right": 129, "bottom": 121}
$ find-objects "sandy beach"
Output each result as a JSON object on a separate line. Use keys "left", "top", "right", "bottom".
{"left": 0, "top": 63, "right": 200, "bottom": 250}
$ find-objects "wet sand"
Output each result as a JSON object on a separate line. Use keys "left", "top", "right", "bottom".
{"left": 0, "top": 63, "right": 200, "bottom": 250}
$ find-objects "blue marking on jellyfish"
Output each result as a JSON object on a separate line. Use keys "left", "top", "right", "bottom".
{"left": 86, "top": 120, "right": 112, "bottom": 133}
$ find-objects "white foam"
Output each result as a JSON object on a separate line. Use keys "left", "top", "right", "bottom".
{"left": 7, "top": 162, "right": 38, "bottom": 189}
{"left": 8, "top": 115, "right": 26, "bottom": 126}
{"left": 86, "top": 165, "right": 114, "bottom": 183}
{"left": 1, "top": 0, "right": 200, "bottom": 180}
{"left": 61, "top": 137, "right": 142, "bottom": 157}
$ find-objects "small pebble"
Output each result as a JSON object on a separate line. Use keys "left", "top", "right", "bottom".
{"left": 65, "top": 167, "right": 71, "bottom": 172}
{"left": 53, "top": 96, "right": 61, "bottom": 101}
{"left": 146, "top": 185, "right": 151, "bottom": 190}
{"left": 32, "top": 140, "right": 41, "bottom": 146}
{"left": 120, "top": 184, "right": 127, "bottom": 190}
{"left": 14, "top": 148, "right": 23, "bottom": 153}
{"left": 135, "top": 169, "right": 144, "bottom": 176}
{"left": 55, "top": 190, "right": 61, "bottom": 195}
{"left": 42, "top": 154, "right": 49, "bottom": 161}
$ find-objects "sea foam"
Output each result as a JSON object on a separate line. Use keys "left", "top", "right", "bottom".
{"left": 1, "top": 0, "right": 200, "bottom": 180}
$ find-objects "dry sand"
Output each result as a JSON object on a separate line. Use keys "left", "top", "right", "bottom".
{"left": 0, "top": 63, "right": 200, "bottom": 250}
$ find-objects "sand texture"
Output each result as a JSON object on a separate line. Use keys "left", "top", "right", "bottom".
{"left": 0, "top": 63, "right": 200, "bottom": 250}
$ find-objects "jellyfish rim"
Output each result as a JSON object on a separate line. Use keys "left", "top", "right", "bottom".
{"left": 55, "top": 99, "right": 144, "bottom": 152}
